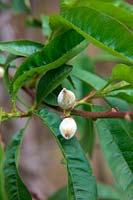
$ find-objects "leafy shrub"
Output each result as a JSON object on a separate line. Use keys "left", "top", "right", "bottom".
{"left": 0, "top": 0, "right": 133, "bottom": 199}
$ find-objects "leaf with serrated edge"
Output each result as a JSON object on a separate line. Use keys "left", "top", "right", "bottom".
{"left": 35, "top": 108, "right": 97, "bottom": 200}
{"left": 3, "top": 129, "right": 32, "bottom": 200}
{"left": 53, "top": 6, "right": 133, "bottom": 63}
{"left": 95, "top": 111, "right": 133, "bottom": 199}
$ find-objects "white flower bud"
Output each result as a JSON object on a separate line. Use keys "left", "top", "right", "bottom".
{"left": 57, "top": 88, "right": 75, "bottom": 109}
{"left": 59, "top": 117, "right": 77, "bottom": 140}
{"left": 0, "top": 67, "right": 4, "bottom": 78}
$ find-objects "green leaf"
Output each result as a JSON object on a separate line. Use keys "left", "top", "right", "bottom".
{"left": 10, "top": 29, "right": 88, "bottom": 99}
{"left": 72, "top": 68, "right": 106, "bottom": 90}
{"left": 44, "top": 86, "right": 62, "bottom": 106}
{"left": 11, "top": 0, "right": 30, "bottom": 13}
{"left": 117, "top": 1, "right": 133, "bottom": 13}
{"left": 107, "top": 89, "right": 133, "bottom": 103}
{"left": 41, "top": 15, "right": 51, "bottom": 36}
{"left": 60, "top": 0, "right": 133, "bottom": 28}
{"left": 0, "top": 139, "right": 7, "bottom": 200}
{"left": 105, "top": 97, "right": 133, "bottom": 139}
{"left": 79, "top": 116, "right": 95, "bottom": 157}
{"left": 26, "top": 17, "right": 42, "bottom": 28}
{"left": 0, "top": 40, "right": 44, "bottom": 57}
{"left": 0, "top": 55, "right": 6, "bottom": 66}
{"left": 105, "top": 97, "right": 130, "bottom": 111}
{"left": 64, "top": 55, "right": 96, "bottom": 156}
{"left": 60, "top": 0, "right": 133, "bottom": 17}
{"left": 3, "top": 54, "right": 18, "bottom": 92}
{"left": 35, "top": 108, "right": 97, "bottom": 200}
{"left": 48, "top": 182, "right": 121, "bottom": 200}
{"left": 36, "top": 65, "right": 72, "bottom": 104}
{"left": 55, "top": 5, "right": 133, "bottom": 63}
{"left": 3, "top": 129, "right": 32, "bottom": 200}
{"left": 97, "top": 183, "right": 120, "bottom": 199}
{"left": 72, "top": 67, "right": 133, "bottom": 103}
{"left": 95, "top": 110, "right": 133, "bottom": 199}
{"left": 48, "top": 187, "right": 67, "bottom": 200}
{"left": 112, "top": 64, "right": 133, "bottom": 85}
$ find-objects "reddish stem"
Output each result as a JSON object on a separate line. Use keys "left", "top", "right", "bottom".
{"left": 72, "top": 109, "right": 133, "bottom": 120}
{"left": 21, "top": 87, "right": 133, "bottom": 120}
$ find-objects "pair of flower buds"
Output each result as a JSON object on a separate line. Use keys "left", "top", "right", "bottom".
{"left": 57, "top": 88, "right": 77, "bottom": 140}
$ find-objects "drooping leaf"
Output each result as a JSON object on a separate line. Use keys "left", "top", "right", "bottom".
{"left": 3, "top": 54, "right": 18, "bottom": 92}
{"left": 105, "top": 97, "right": 133, "bottom": 138}
{"left": 0, "top": 40, "right": 44, "bottom": 57}
{"left": 112, "top": 64, "right": 133, "bottom": 85}
{"left": 78, "top": 115, "right": 95, "bottom": 157}
{"left": 64, "top": 54, "right": 96, "bottom": 156}
{"left": 48, "top": 182, "right": 121, "bottom": 200}
{"left": 0, "top": 138, "right": 7, "bottom": 200}
{"left": 36, "top": 65, "right": 72, "bottom": 104}
{"left": 10, "top": 29, "right": 88, "bottom": 99}
{"left": 54, "top": 5, "right": 133, "bottom": 63}
{"left": 35, "top": 108, "right": 97, "bottom": 200}
{"left": 3, "top": 129, "right": 32, "bottom": 200}
{"left": 95, "top": 106, "right": 133, "bottom": 199}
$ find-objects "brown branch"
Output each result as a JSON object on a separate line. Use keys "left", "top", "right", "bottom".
{"left": 72, "top": 109, "right": 133, "bottom": 120}
{"left": 20, "top": 86, "right": 133, "bottom": 121}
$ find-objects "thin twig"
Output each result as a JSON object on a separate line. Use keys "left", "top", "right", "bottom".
{"left": 72, "top": 109, "right": 133, "bottom": 120}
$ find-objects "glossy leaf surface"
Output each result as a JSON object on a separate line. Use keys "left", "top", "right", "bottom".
{"left": 96, "top": 115, "right": 133, "bottom": 199}
{"left": 3, "top": 129, "right": 32, "bottom": 200}
{"left": 36, "top": 65, "right": 72, "bottom": 104}
{"left": 35, "top": 108, "right": 97, "bottom": 200}
{"left": 60, "top": 0, "right": 133, "bottom": 28}
{"left": 0, "top": 40, "right": 43, "bottom": 57}
{"left": 56, "top": 4, "right": 133, "bottom": 62}
{"left": 10, "top": 30, "right": 88, "bottom": 98}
